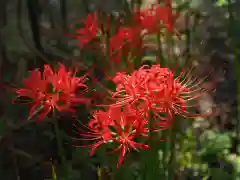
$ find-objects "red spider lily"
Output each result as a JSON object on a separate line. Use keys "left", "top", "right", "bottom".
{"left": 13, "top": 69, "right": 49, "bottom": 119}
{"left": 133, "top": 3, "right": 180, "bottom": 35}
{"left": 104, "top": 64, "right": 209, "bottom": 131}
{"left": 110, "top": 65, "right": 150, "bottom": 106}
{"left": 109, "top": 27, "right": 143, "bottom": 65}
{"left": 109, "top": 28, "right": 134, "bottom": 64}
{"left": 162, "top": 0, "right": 174, "bottom": 32}
{"left": 75, "top": 105, "right": 149, "bottom": 167}
{"left": 142, "top": 65, "right": 210, "bottom": 129}
{"left": 134, "top": 5, "right": 162, "bottom": 34}
{"left": 109, "top": 33, "right": 125, "bottom": 64}
{"left": 74, "top": 13, "right": 99, "bottom": 48}
{"left": 13, "top": 63, "right": 89, "bottom": 120}
{"left": 155, "top": 2, "right": 180, "bottom": 35}
{"left": 169, "top": 67, "right": 209, "bottom": 117}
{"left": 43, "top": 64, "right": 89, "bottom": 104}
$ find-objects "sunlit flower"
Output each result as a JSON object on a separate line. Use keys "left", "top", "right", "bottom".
{"left": 13, "top": 63, "right": 89, "bottom": 120}
{"left": 108, "top": 64, "right": 208, "bottom": 130}
{"left": 72, "top": 1, "right": 208, "bottom": 168}
{"left": 76, "top": 105, "right": 149, "bottom": 167}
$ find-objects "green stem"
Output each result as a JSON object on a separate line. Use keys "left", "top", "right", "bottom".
{"left": 167, "top": 120, "right": 177, "bottom": 180}
{"left": 227, "top": 0, "right": 240, "bottom": 155}
{"left": 162, "top": 129, "right": 171, "bottom": 180}
{"left": 157, "top": 32, "right": 164, "bottom": 66}
{"left": 104, "top": 15, "right": 113, "bottom": 75}
{"left": 156, "top": 1, "right": 164, "bottom": 66}
{"left": 184, "top": 12, "right": 191, "bottom": 66}
{"left": 136, "top": 0, "right": 142, "bottom": 9}
{"left": 142, "top": 112, "right": 161, "bottom": 180}
{"left": 53, "top": 120, "right": 66, "bottom": 165}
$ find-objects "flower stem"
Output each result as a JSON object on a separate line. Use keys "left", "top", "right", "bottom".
{"left": 142, "top": 112, "right": 161, "bottom": 180}
{"left": 167, "top": 120, "right": 177, "bottom": 180}
{"left": 157, "top": 32, "right": 164, "bottom": 66}
{"left": 53, "top": 120, "right": 66, "bottom": 165}
{"left": 227, "top": 0, "right": 240, "bottom": 155}
{"left": 162, "top": 129, "right": 171, "bottom": 180}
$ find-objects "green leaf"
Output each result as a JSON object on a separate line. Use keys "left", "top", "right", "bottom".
{"left": 142, "top": 56, "right": 157, "bottom": 63}
{"left": 174, "top": 1, "right": 191, "bottom": 11}
{"left": 26, "top": 0, "right": 43, "bottom": 51}
{"left": 210, "top": 168, "right": 232, "bottom": 180}
{"left": 200, "top": 131, "right": 231, "bottom": 155}
{"left": 215, "top": 0, "right": 228, "bottom": 7}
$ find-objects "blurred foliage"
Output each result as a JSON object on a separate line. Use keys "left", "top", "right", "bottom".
{"left": 0, "top": 0, "right": 240, "bottom": 179}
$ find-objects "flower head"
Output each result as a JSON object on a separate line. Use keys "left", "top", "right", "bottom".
{"left": 133, "top": 3, "right": 180, "bottom": 35}
{"left": 74, "top": 13, "right": 99, "bottom": 48}
{"left": 74, "top": 63, "right": 208, "bottom": 167}
{"left": 107, "top": 64, "right": 208, "bottom": 131}
{"left": 13, "top": 63, "right": 89, "bottom": 120}
{"left": 77, "top": 105, "right": 149, "bottom": 167}
{"left": 109, "top": 27, "right": 142, "bottom": 64}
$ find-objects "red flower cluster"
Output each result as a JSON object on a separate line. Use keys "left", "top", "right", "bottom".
{"left": 71, "top": 1, "right": 206, "bottom": 167}
{"left": 80, "top": 64, "right": 207, "bottom": 167}
{"left": 111, "top": 65, "right": 206, "bottom": 124}
{"left": 9, "top": 0, "right": 211, "bottom": 170}
{"left": 81, "top": 105, "right": 149, "bottom": 168}
{"left": 133, "top": 3, "right": 179, "bottom": 34}
{"left": 74, "top": 3, "right": 180, "bottom": 65}
{"left": 74, "top": 13, "right": 99, "bottom": 48}
{"left": 13, "top": 64, "right": 90, "bottom": 120}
